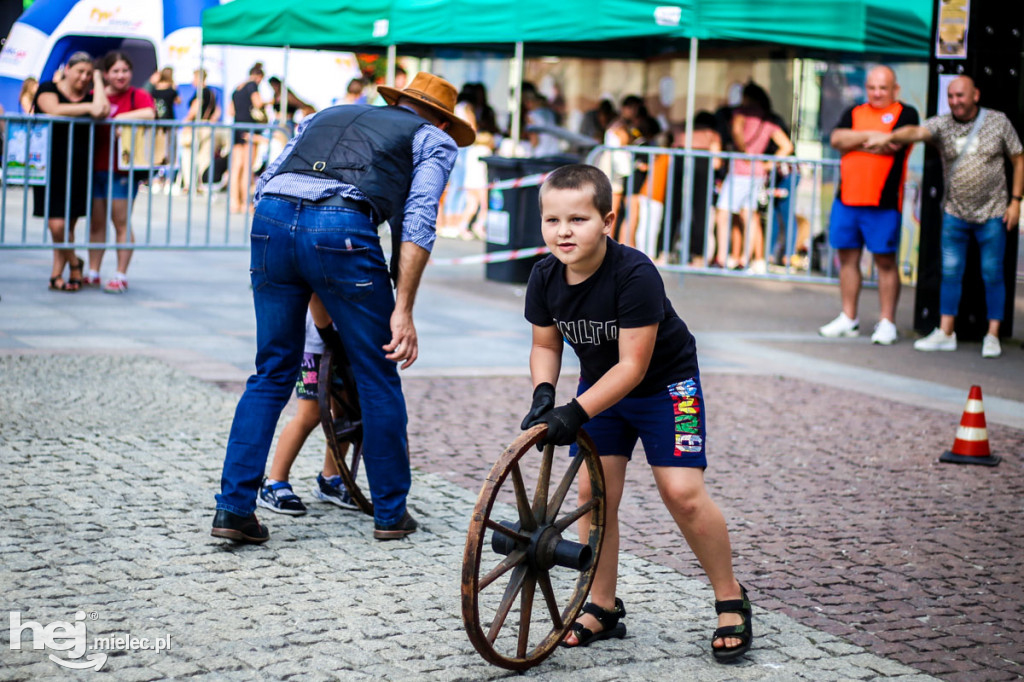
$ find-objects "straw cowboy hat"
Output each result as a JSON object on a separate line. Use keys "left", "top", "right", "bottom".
{"left": 378, "top": 73, "right": 476, "bottom": 147}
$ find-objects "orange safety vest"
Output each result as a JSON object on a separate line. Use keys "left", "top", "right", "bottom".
{"left": 839, "top": 102, "right": 909, "bottom": 207}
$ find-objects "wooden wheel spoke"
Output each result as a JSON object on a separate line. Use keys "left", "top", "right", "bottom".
{"left": 510, "top": 462, "right": 537, "bottom": 531}
{"left": 486, "top": 564, "right": 527, "bottom": 644}
{"left": 537, "top": 571, "right": 563, "bottom": 631}
{"left": 532, "top": 444, "right": 553, "bottom": 521}
{"left": 485, "top": 519, "right": 531, "bottom": 544}
{"left": 479, "top": 548, "right": 526, "bottom": 592}
{"left": 553, "top": 497, "right": 599, "bottom": 533}
{"left": 545, "top": 452, "right": 586, "bottom": 524}
{"left": 517, "top": 573, "right": 537, "bottom": 658}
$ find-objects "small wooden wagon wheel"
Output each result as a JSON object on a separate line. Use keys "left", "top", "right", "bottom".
{"left": 461, "top": 424, "right": 606, "bottom": 670}
{"left": 317, "top": 347, "right": 373, "bottom": 515}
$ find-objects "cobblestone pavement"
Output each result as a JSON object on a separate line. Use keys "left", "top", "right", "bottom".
{"left": 1, "top": 355, "right": 945, "bottom": 682}
{"left": 405, "top": 375, "right": 1024, "bottom": 682}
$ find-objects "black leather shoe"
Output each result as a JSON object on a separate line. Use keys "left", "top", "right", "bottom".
{"left": 211, "top": 509, "right": 270, "bottom": 544}
{"left": 373, "top": 511, "right": 418, "bottom": 540}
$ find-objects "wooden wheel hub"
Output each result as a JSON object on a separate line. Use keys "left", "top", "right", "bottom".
{"left": 491, "top": 521, "right": 593, "bottom": 573}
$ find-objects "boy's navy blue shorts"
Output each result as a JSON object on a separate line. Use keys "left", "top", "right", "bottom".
{"left": 570, "top": 376, "right": 707, "bottom": 468}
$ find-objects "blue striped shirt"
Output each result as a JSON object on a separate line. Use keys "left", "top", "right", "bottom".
{"left": 255, "top": 105, "right": 458, "bottom": 252}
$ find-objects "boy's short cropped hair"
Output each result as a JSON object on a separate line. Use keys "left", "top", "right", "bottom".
{"left": 541, "top": 164, "right": 613, "bottom": 217}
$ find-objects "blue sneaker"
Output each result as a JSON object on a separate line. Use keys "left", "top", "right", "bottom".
{"left": 256, "top": 478, "right": 307, "bottom": 516}
{"left": 313, "top": 473, "right": 358, "bottom": 510}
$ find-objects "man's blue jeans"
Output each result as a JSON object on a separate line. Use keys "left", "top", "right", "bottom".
{"left": 216, "top": 196, "right": 410, "bottom": 526}
{"left": 939, "top": 212, "right": 1006, "bottom": 321}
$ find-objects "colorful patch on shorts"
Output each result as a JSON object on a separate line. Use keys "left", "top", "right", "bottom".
{"left": 668, "top": 378, "right": 703, "bottom": 455}
{"left": 295, "top": 352, "right": 321, "bottom": 400}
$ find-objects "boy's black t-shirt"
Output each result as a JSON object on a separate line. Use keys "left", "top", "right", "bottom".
{"left": 525, "top": 238, "right": 699, "bottom": 398}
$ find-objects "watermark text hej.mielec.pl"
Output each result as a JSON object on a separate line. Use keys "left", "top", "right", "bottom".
{"left": 10, "top": 611, "right": 171, "bottom": 671}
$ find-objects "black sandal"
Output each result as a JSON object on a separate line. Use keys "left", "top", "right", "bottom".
{"left": 68, "top": 257, "right": 85, "bottom": 289}
{"left": 49, "top": 276, "right": 79, "bottom": 292}
{"left": 712, "top": 583, "right": 753, "bottom": 662}
{"left": 561, "top": 597, "right": 626, "bottom": 648}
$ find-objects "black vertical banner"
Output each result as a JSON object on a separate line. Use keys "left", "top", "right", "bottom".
{"left": 915, "top": 0, "right": 1023, "bottom": 339}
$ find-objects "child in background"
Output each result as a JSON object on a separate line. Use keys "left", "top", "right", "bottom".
{"left": 520, "top": 164, "right": 751, "bottom": 661}
{"left": 257, "top": 294, "right": 357, "bottom": 515}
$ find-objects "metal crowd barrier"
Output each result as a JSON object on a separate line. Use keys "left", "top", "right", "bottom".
{"left": 0, "top": 113, "right": 290, "bottom": 250}
{"left": 584, "top": 144, "right": 910, "bottom": 284}
{"left": 1, "top": 116, "right": 932, "bottom": 288}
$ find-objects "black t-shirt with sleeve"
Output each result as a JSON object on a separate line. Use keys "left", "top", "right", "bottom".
{"left": 525, "top": 238, "right": 699, "bottom": 398}
{"left": 232, "top": 81, "right": 258, "bottom": 123}
{"left": 151, "top": 86, "right": 177, "bottom": 120}
{"left": 189, "top": 87, "right": 218, "bottom": 120}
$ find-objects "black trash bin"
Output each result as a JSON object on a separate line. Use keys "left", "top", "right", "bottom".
{"left": 482, "top": 155, "right": 579, "bottom": 284}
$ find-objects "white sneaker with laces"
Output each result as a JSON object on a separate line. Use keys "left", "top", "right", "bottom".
{"left": 819, "top": 313, "right": 860, "bottom": 338}
{"left": 747, "top": 259, "right": 767, "bottom": 274}
{"left": 981, "top": 334, "right": 1001, "bottom": 358}
{"left": 913, "top": 328, "right": 957, "bottom": 352}
{"left": 871, "top": 318, "right": 899, "bottom": 345}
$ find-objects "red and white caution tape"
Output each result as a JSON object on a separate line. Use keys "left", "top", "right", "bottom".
{"left": 430, "top": 245, "right": 550, "bottom": 266}
{"left": 485, "top": 172, "right": 552, "bottom": 191}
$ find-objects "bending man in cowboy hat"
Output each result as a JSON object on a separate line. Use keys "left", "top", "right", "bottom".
{"left": 212, "top": 72, "right": 475, "bottom": 544}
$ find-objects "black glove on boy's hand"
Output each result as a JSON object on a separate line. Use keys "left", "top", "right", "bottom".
{"left": 316, "top": 324, "right": 344, "bottom": 355}
{"left": 538, "top": 399, "right": 590, "bottom": 446}
{"left": 520, "top": 382, "right": 556, "bottom": 430}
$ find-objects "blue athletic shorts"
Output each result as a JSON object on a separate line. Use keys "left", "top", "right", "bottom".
{"left": 828, "top": 199, "right": 901, "bottom": 254}
{"left": 569, "top": 376, "right": 707, "bottom": 468}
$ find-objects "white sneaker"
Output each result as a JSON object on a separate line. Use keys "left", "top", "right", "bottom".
{"left": 746, "top": 259, "right": 767, "bottom": 274}
{"left": 871, "top": 318, "right": 899, "bottom": 345}
{"left": 981, "top": 334, "right": 1002, "bottom": 358}
{"left": 819, "top": 313, "right": 860, "bottom": 338}
{"left": 913, "top": 328, "right": 957, "bottom": 352}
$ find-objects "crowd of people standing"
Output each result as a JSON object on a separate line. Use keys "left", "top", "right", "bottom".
{"left": 27, "top": 50, "right": 155, "bottom": 294}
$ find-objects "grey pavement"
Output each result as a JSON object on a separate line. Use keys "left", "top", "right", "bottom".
{"left": 1, "top": 234, "right": 1023, "bottom": 680}
{"left": 2, "top": 355, "right": 937, "bottom": 681}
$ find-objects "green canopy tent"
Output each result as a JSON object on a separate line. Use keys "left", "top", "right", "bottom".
{"left": 201, "top": 0, "right": 931, "bottom": 57}
{"left": 201, "top": 0, "right": 397, "bottom": 121}
{"left": 202, "top": 0, "right": 931, "bottom": 136}
{"left": 693, "top": 0, "right": 929, "bottom": 58}
{"left": 201, "top": 0, "right": 394, "bottom": 51}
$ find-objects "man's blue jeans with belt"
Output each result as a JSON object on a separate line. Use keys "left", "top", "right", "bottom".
{"left": 215, "top": 195, "right": 411, "bottom": 527}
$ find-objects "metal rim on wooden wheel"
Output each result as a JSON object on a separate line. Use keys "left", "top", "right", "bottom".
{"left": 461, "top": 424, "right": 606, "bottom": 671}
{"left": 317, "top": 348, "right": 373, "bottom": 516}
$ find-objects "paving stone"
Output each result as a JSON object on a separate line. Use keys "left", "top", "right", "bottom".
{"left": 6, "top": 355, "right": 1015, "bottom": 680}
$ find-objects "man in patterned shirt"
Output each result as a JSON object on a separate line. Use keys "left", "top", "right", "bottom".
{"left": 212, "top": 73, "right": 475, "bottom": 543}
{"left": 869, "top": 75, "right": 1023, "bottom": 358}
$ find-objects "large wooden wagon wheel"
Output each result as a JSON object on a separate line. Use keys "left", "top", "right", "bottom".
{"left": 317, "top": 347, "right": 373, "bottom": 515}
{"left": 461, "top": 424, "right": 606, "bottom": 670}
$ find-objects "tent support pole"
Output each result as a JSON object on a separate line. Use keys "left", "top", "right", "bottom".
{"left": 280, "top": 45, "right": 290, "bottom": 124}
{"left": 386, "top": 44, "right": 397, "bottom": 86}
{"left": 510, "top": 41, "right": 524, "bottom": 154}
{"left": 681, "top": 36, "right": 698, "bottom": 263}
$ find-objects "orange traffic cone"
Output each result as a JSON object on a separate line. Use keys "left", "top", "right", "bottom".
{"left": 939, "top": 385, "right": 1001, "bottom": 466}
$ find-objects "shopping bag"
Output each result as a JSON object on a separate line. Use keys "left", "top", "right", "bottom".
{"left": 117, "top": 126, "right": 174, "bottom": 171}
